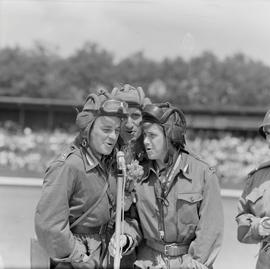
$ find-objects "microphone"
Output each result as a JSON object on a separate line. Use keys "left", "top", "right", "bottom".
{"left": 114, "top": 150, "right": 126, "bottom": 269}
{"left": 117, "top": 151, "right": 126, "bottom": 172}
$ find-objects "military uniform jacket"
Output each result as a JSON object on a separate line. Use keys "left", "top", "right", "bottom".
{"left": 133, "top": 152, "right": 224, "bottom": 268}
{"left": 35, "top": 144, "right": 139, "bottom": 261}
{"left": 236, "top": 161, "right": 270, "bottom": 269}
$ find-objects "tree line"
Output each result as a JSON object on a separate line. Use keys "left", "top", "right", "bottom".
{"left": 0, "top": 41, "right": 270, "bottom": 107}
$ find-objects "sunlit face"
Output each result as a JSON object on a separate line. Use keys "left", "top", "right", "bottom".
{"left": 120, "top": 107, "right": 142, "bottom": 143}
{"left": 264, "top": 125, "right": 270, "bottom": 148}
{"left": 89, "top": 116, "right": 120, "bottom": 158}
{"left": 143, "top": 123, "right": 167, "bottom": 163}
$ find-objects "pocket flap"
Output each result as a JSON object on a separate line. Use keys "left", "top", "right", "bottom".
{"left": 178, "top": 192, "right": 203, "bottom": 203}
{"left": 246, "top": 187, "right": 264, "bottom": 203}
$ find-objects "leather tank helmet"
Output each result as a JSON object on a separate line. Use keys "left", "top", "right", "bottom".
{"left": 76, "top": 89, "right": 128, "bottom": 148}
{"left": 111, "top": 84, "right": 151, "bottom": 109}
{"left": 259, "top": 109, "right": 270, "bottom": 139}
{"left": 142, "top": 102, "right": 187, "bottom": 150}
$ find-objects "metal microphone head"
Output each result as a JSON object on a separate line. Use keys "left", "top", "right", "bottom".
{"left": 117, "top": 151, "right": 126, "bottom": 171}
{"left": 117, "top": 151, "right": 125, "bottom": 159}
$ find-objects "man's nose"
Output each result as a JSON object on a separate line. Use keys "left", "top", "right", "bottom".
{"left": 144, "top": 136, "right": 149, "bottom": 146}
{"left": 109, "top": 130, "right": 118, "bottom": 140}
{"left": 125, "top": 117, "right": 133, "bottom": 129}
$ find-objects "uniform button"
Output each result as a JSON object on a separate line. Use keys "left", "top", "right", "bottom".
{"left": 190, "top": 197, "right": 194, "bottom": 202}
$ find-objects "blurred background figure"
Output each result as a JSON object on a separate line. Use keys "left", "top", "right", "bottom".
{"left": 236, "top": 109, "right": 270, "bottom": 269}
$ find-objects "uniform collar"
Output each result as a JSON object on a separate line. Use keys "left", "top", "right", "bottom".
{"left": 141, "top": 160, "right": 157, "bottom": 182}
{"left": 141, "top": 151, "right": 192, "bottom": 182}
{"left": 178, "top": 152, "right": 192, "bottom": 181}
{"left": 81, "top": 147, "right": 100, "bottom": 172}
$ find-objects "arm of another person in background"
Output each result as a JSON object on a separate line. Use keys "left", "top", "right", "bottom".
{"left": 188, "top": 168, "right": 224, "bottom": 268}
{"left": 236, "top": 175, "right": 264, "bottom": 244}
{"left": 35, "top": 162, "right": 82, "bottom": 260}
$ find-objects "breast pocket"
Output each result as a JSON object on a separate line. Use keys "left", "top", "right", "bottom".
{"left": 246, "top": 187, "right": 265, "bottom": 216}
{"left": 176, "top": 192, "right": 203, "bottom": 225}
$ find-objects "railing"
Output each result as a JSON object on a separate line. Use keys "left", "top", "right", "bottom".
{"left": 0, "top": 96, "right": 268, "bottom": 131}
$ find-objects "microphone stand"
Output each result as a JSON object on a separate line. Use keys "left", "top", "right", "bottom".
{"left": 114, "top": 153, "right": 126, "bottom": 269}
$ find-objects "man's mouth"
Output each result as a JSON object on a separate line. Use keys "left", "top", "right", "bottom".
{"left": 105, "top": 141, "right": 114, "bottom": 148}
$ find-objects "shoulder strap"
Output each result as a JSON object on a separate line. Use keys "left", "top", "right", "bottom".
{"left": 70, "top": 181, "right": 109, "bottom": 229}
{"left": 153, "top": 179, "right": 166, "bottom": 240}
{"left": 249, "top": 160, "right": 270, "bottom": 176}
{"left": 164, "top": 153, "right": 182, "bottom": 197}
{"left": 153, "top": 154, "right": 182, "bottom": 241}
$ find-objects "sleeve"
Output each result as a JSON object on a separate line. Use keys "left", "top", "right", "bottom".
{"left": 235, "top": 176, "right": 263, "bottom": 244}
{"left": 188, "top": 168, "right": 224, "bottom": 267}
{"left": 35, "top": 162, "right": 81, "bottom": 259}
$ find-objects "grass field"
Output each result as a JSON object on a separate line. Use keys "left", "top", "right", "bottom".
{"left": 0, "top": 182, "right": 259, "bottom": 269}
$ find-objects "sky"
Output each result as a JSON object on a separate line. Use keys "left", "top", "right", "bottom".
{"left": 0, "top": 0, "right": 270, "bottom": 65}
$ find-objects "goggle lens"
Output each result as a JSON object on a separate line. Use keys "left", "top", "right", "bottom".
{"left": 101, "top": 100, "right": 128, "bottom": 116}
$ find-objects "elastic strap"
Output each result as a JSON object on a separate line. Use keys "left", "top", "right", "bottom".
{"left": 153, "top": 153, "right": 182, "bottom": 240}
{"left": 163, "top": 153, "right": 182, "bottom": 197}
{"left": 70, "top": 182, "right": 109, "bottom": 229}
{"left": 153, "top": 179, "right": 166, "bottom": 240}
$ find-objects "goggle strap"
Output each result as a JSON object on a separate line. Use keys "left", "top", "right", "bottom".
{"left": 136, "top": 86, "right": 145, "bottom": 104}
{"left": 160, "top": 107, "right": 186, "bottom": 128}
{"left": 83, "top": 94, "right": 101, "bottom": 111}
{"left": 111, "top": 87, "right": 119, "bottom": 97}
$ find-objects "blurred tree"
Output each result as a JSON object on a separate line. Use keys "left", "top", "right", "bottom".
{"left": 114, "top": 51, "right": 159, "bottom": 90}
{"left": 148, "top": 79, "right": 167, "bottom": 99}
{"left": 156, "top": 57, "right": 189, "bottom": 104}
{"left": 0, "top": 42, "right": 270, "bottom": 107}
{"left": 61, "top": 42, "right": 115, "bottom": 98}
{"left": 0, "top": 44, "right": 62, "bottom": 98}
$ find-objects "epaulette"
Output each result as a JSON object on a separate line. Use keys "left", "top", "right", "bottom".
{"left": 55, "top": 144, "right": 77, "bottom": 162}
{"left": 188, "top": 150, "right": 216, "bottom": 173}
{"left": 188, "top": 150, "right": 210, "bottom": 166}
{"left": 248, "top": 160, "right": 270, "bottom": 176}
{"left": 45, "top": 144, "right": 77, "bottom": 174}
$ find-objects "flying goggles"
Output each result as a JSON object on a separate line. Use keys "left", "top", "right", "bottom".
{"left": 99, "top": 99, "right": 128, "bottom": 118}
{"left": 83, "top": 94, "right": 129, "bottom": 119}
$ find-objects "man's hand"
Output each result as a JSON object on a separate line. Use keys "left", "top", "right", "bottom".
{"left": 258, "top": 217, "right": 270, "bottom": 237}
{"left": 108, "top": 234, "right": 129, "bottom": 257}
{"left": 71, "top": 255, "right": 96, "bottom": 269}
{"left": 180, "top": 254, "right": 208, "bottom": 269}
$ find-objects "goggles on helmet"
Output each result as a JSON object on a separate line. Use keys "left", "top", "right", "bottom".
{"left": 99, "top": 99, "right": 128, "bottom": 118}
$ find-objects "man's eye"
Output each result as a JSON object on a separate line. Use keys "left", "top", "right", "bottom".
{"left": 144, "top": 133, "right": 155, "bottom": 138}
{"left": 130, "top": 114, "right": 141, "bottom": 120}
{"left": 103, "top": 128, "right": 111, "bottom": 133}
